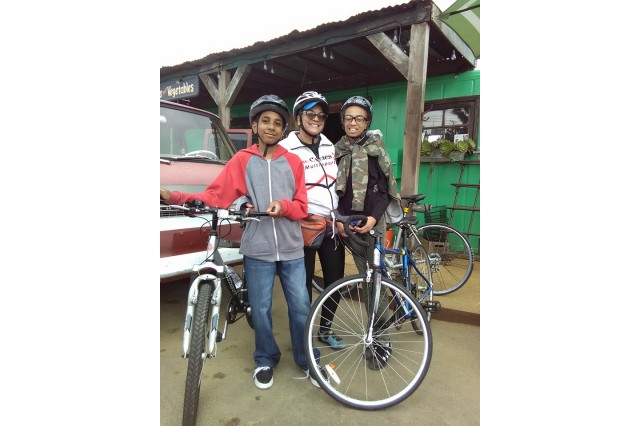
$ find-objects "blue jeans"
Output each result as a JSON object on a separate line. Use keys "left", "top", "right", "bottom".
{"left": 244, "top": 256, "right": 319, "bottom": 371}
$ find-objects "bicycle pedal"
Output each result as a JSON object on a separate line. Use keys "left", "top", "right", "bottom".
{"left": 423, "top": 300, "right": 441, "bottom": 313}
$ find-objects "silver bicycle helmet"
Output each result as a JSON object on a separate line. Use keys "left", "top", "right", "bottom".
{"left": 293, "top": 90, "right": 329, "bottom": 117}
{"left": 340, "top": 96, "right": 373, "bottom": 121}
{"left": 249, "top": 94, "right": 290, "bottom": 129}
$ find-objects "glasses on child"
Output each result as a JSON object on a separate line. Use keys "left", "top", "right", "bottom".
{"left": 343, "top": 115, "right": 367, "bottom": 124}
{"left": 302, "top": 110, "right": 328, "bottom": 121}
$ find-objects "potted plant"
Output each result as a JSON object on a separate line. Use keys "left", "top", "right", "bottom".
{"left": 420, "top": 137, "right": 476, "bottom": 161}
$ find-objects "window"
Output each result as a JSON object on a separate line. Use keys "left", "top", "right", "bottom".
{"left": 422, "top": 96, "right": 479, "bottom": 146}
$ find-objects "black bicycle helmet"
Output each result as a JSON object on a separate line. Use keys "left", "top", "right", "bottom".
{"left": 293, "top": 90, "right": 329, "bottom": 117}
{"left": 249, "top": 94, "right": 290, "bottom": 129}
{"left": 340, "top": 96, "right": 373, "bottom": 121}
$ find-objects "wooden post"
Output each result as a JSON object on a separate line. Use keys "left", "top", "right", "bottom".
{"left": 400, "top": 21, "right": 430, "bottom": 196}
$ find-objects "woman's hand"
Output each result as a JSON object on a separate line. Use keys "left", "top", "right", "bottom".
{"left": 336, "top": 221, "right": 348, "bottom": 237}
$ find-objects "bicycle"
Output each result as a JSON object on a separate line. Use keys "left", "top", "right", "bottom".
{"left": 304, "top": 210, "right": 432, "bottom": 410}
{"left": 311, "top": 194, "right": 473, "bottom": 328}
{"left": 387, "top": 194, "right": 475, "bottom": 296}
{"left": 163, "top": 200, "right": 269, "bottom": 426}
{"left": 311, "top": 194, "right": 474, "bottom": 298}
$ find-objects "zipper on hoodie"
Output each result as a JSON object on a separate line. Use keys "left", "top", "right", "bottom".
{"left": 266, "top": 159, "right": 280, "bottom": 261}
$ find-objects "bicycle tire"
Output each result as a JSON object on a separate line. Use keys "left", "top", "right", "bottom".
{"left": 304, "top": 274, "right": 432, "bottom": 410}
{"left": 182, "top": 281, "right": 212, "bottom": 426}
{"left": 410, "top": 223, "right": 474, "bottom": 295}
{"left": 311, "top": 246, "right": 358, "bottom": 294}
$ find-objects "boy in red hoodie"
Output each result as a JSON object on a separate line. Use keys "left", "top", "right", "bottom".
{"left": 161, "top": 95, "right": 322, "bottom": 389}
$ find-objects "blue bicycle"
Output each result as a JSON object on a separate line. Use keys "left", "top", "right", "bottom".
{"left": 304, "top": 210, "right": 432, "bottom": 410}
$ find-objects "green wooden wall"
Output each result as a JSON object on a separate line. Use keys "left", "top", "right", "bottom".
{"left": 212, "top": 70, "right": 480, "bottom": 253}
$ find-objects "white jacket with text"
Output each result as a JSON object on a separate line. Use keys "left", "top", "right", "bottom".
{"left": 280, "top": 132, "right": 339, "bottom": 219}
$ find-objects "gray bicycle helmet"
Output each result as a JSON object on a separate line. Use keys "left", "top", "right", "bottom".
{"left": 249, "top": 94, "right": 290, "bottom": 129}
{"left": 293, "top": 90, "right": 329, "bottom": 117}
{"left": 340, "top": 96, "right": 373, "bottom": 121}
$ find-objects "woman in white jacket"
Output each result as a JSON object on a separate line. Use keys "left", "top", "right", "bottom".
{"left": 279, "top": 91, "right": 345, "bottom": 350}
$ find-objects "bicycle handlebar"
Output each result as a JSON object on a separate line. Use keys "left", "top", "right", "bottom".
{"left": 330, "top": 210, "right": 371, "bottom": 248}
{"left": 166, "top": 200, "right": 271, "bottom": 222}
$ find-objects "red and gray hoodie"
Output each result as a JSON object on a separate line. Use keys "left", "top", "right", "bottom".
{"left": 165, "top": 144, "right": 308, "bottom": 262}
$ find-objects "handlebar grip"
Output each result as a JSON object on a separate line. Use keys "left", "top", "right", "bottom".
{"left": 330, "top": 210, "right": 371, "bottom": 248}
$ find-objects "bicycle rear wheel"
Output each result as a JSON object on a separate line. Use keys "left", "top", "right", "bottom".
{"left": 182, "top": 282, "right": 212, "bottom": 426}
{"left": 410, "top": 223, "right": 474, "bottom": 295}
{"left": 304, "top": 274, "right": 432, "bottom": 410}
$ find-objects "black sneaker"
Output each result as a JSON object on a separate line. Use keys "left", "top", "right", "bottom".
{"left": 253, "top": 366, "right": 273, "bottom": 389}
{"left": 366, "top": 341, "right": 392, "bottom": 371}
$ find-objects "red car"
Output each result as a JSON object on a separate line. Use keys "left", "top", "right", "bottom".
{"left": 160, "top": 100, "right": 250, "bottom": 283}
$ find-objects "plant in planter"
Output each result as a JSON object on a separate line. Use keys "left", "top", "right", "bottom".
{"left": 421, "top": 137, "right": 476, "bottom": 161}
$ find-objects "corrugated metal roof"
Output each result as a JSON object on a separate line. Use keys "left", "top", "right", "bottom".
{"left": 160, "top": 0, "right": 476, "bottom": 110}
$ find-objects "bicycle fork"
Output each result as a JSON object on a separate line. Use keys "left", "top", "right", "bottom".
{"left": 182, "top": 272, "right": 223, "bottom": 359}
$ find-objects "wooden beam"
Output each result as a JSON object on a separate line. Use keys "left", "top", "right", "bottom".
{"left": 200, "top": 67, "right": 252, "bottom": 128}
{"left": 400, "top": 22, "right": 430, "bottom": 196}
{"left": 217, "top": 71, "right": 230, "bottom": 128}
{"left": 199, "top": 73, "right": 219, "bottom": 103}
{"left": 225, "top": 65, "right": 250, "bottom": 105}
{"left": 366, "top": 33, "right": 409, "bottom": 79}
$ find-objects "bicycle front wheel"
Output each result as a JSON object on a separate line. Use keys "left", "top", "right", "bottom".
{"left": 411, "top": 223, "right": 474, "bottom": 295}
{"left": 304, "top": 274, "right": 432, "bottom": 410}
{"left": 182, "top": 282, "right": 212, "bottom": 426}
{"left": 312, "top": 247, "right": 358, "bottom": 294}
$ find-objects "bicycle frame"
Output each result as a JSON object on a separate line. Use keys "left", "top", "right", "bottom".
{"left": 357, "top": 229, "right": 427, "bottom": 332}
{"left": 376, "top": 242, "right": 431, "bottom": 321}
{"left": 382, "top": 228, "right": 433, "bottom": 303}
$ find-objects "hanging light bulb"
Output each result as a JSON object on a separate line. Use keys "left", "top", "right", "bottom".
{"left": 393, "top": 28, "right": 398, "bottom": 44}
{"left": 263, "top": 60, "right": 268, "bottom": 71}
{"left": 451, "top": 50, "right": 457, "bottom": 60}
{"left": 270, "top": 64, "right": 274, "bottom": 74}
{"left": 322, "top": 46, "right": 327, "bottom": 59}
{"left": 330, "top": 49, "right": 334, "bottom": 60}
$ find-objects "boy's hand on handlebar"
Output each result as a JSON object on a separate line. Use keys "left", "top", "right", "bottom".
{"left": 351, "top": 216, "right": 376, "bottom": 234}
{"left": 160, "top": 188, "right": 170, "bottom": 201}
{"left": 266, "top": 201, "right": 283, "bottom": 217}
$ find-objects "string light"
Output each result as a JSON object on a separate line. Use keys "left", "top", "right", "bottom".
{"left": 330, "top": 49, "right": 334, "bottom": 60}
{"left": 322, "top": 46, "right": 327, "bottom": 59}
{"left": 263, "top": 60, "right": 268, "bottom": 71}
{"left": 393, "top": 28, "right": 398, "bottom": 44}
{"left": 451, "top": 50, "right": 457, "bottom": 60}
{"left": 270, "top": 64, "right": 274, "bottom": 74}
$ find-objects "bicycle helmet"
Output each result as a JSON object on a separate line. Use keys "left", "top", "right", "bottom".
{"left": 249, "top": 94, "right": 290, "bottom": 129}
{"left": 340, "top": 96, "right": 373, "bottom": 121}
{"left": 293, "top": 90, "right": 329, "bottom": 117}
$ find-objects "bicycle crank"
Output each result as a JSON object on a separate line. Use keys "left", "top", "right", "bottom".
{"left": 226, "top": 298, "right": 242, "bottom": 323}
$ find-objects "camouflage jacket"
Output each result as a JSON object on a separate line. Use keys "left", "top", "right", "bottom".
{"left": 335, "top": 130, "right": 400, "bottom": 216}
